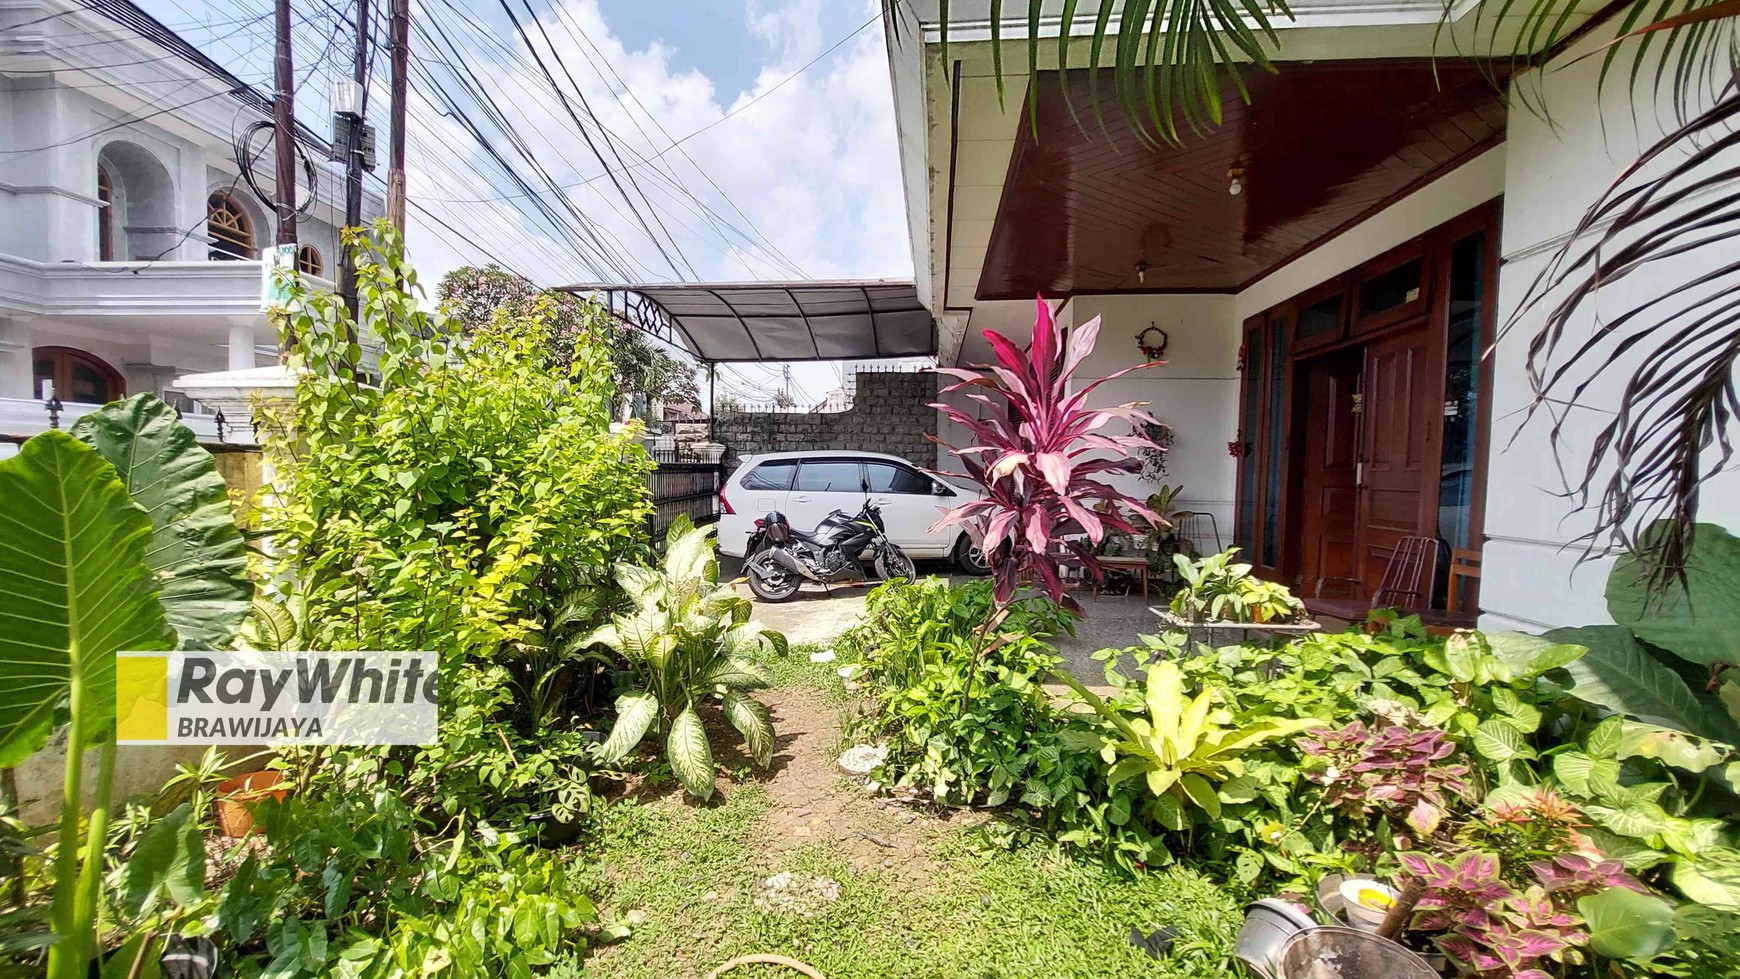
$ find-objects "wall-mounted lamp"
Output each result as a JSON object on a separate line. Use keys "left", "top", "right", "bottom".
{"left": 1136, "top": 261, "right": 1149, "bottom": 285}
{"left": 1227, "top": 167, "right": 1245, "bottom": 197}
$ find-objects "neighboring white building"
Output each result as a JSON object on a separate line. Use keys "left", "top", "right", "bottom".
{"left": 0, "top": 0, "right": 381, "bottom": 435}
{"left": 881, "top": 2, "right": 1740, "bottom": 632}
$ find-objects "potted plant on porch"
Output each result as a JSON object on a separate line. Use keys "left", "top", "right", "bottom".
{"left": 1159, "top": 548, "right": 1317, "bottom": 644}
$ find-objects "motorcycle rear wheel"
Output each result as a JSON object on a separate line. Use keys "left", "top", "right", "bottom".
{"left": 747, "top": 545, "right": 803, "bottom": 602}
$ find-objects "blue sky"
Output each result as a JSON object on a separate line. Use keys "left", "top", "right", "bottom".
{"left": 138, "top": 0, "right": 913, "bottom": 404}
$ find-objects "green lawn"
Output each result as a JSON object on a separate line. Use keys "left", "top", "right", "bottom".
{"left": 561, "top": 652, "right": 1246, "bottom": 979}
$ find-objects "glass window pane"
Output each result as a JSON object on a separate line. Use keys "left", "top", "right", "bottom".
{"left": 740, "top": 461, "right": 796, "bottom": 492}
{"left": 1438, "top": 234, "right": 1486, "bottom": 550}
{"left": 1296, "top": 295, "right": 1342, "bottom": 340}
{"left": 1358, "top": 258, "right": 1423, "bottom": 319}
{"left": 69, "top": 362, "right": 113, "bottom": 404}
{"left": 1236, "top": 333, "right": 1263, "bottom": 552}
{"left": 865, "top": 462, "right": 930, "bottom": 495}
{"left": 796, "top": 460, "right": 863, "bottom": 493}
{"left": 1261, "top": 320, "right": 1288, "bottom": 567}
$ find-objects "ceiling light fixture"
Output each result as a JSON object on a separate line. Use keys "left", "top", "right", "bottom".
{"left": 1227, "top": 167, "right": 1245, "bottom": 197}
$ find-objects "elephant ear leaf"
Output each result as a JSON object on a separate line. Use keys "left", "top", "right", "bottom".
{"left": 1607, "top": 521, "right": 1740, "bottom": 667}
{"left": 0, "top": 432, "right": 175, "bottom": 766}
{"left": 72, "top": 394, "right": 251, "bottom": 650}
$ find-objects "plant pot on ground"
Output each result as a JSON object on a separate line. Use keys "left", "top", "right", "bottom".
{"left": 214, "top": 771, "right": 288, "bottom": 838}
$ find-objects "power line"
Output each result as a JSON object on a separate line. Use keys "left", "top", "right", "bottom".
{"left": 412, "top": 0, "right": 803, "bottom": 280}
{"left": 415, "top": 5, "right": 882, "bottom": 208}
{"left": 493, "top": 0, "right": 693, "bottom": 280}
{"left": 547, "top": 1, "right": 808, "bottom": 280}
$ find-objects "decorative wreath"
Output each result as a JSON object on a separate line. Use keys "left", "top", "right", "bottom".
{"left": 1136, "top": 325, "right": 1170, "bottom": 361}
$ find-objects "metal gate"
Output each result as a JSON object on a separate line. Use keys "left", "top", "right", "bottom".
{"left": 647, "top": 446, "right": 722, "bottom": 543}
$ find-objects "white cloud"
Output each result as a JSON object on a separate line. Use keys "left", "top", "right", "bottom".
{"left": 403, "top": 0, "right": 909, "bottom": 294}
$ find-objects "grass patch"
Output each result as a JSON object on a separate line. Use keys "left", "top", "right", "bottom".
{"left": 565, "top": 788, "right": 1243, "bottom": 979}
{"left": 768, "top": 644, "right": 850, "bottom": 703}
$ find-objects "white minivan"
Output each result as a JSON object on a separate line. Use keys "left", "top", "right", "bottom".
{"left": 716, "top": 450, "right": 989, "bottom": 574}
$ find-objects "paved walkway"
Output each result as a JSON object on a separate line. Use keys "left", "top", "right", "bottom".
{"left": 731, "top": 558, "right": 1166, "bottom": 677}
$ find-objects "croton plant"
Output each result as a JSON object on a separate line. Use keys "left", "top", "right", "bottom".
{"left": 930, "top": 296, "right": 1167, "bottom": 610}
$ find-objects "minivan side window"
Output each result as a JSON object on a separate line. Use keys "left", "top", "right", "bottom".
{"left": 795, "top": 460, "right": 863, "bottom": 492}
{"left": 740, "top": 461, "right": 796, "bottom": 491}
{"left": 864, "top": 461, "right": 932, "bottom": 495}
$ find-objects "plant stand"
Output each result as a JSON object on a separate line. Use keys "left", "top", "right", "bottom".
{"left": 1149, "top": 608, "right": 1322, "bottom": 648}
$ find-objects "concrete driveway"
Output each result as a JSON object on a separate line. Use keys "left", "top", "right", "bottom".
{"left": 725, "top": 554, "right": 1167, "bottom": 677}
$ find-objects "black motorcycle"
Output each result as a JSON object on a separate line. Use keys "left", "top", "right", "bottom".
{"left": 742, "top": 501, "right": 916, "bottom": 602}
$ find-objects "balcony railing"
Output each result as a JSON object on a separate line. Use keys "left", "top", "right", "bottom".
{"left": 0, "top": 397, "right": 236, "bottom": 447}
{"left": 0, "top": 253, "right": 334, "bottom": 317}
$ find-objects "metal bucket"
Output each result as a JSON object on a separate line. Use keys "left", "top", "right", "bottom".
{"left": 1234, "top": 899, "right": 1321, "bottom": 979}
{"left": 1275, "top": 926, "right": 1440, "bottom": 979}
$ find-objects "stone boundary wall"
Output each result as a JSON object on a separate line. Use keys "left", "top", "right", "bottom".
{"left": 714, "top": 371, "right": 936, "bottom": 472}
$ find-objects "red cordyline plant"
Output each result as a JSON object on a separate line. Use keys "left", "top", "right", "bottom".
{"left": 930, "top": 296, "right": 1167, "bottom": 613}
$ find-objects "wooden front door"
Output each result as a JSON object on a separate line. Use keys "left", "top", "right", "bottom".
{"left": 1297, "top": 350, "right": 1363, "bottom": 598}
{"left": 1354, "top": 324, "right": 1438, "bottom": 589}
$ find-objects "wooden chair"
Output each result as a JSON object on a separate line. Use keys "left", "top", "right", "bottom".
{"left": 1447, "top": 547, "right": 1482, "bottom": 616}
{"left": 1305, "top": 536, "right": 1442, "bottom": 623}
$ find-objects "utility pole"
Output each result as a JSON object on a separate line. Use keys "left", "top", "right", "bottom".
{"left": 272, "top": 0, "right": 296, "bottom": 247}
{"left": 386, "top": 0, "right": 409, "bottom": 232}
{"left": 340, "top": 0, "right": 369, "bottom": 317}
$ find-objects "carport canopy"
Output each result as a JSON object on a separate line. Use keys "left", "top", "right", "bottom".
{"left": 559, "top": 279, "right": 936, "bottom": 363}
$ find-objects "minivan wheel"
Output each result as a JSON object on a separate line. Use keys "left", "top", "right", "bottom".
{"left": 953, "top": 535, "right": 990, "bottom": 576}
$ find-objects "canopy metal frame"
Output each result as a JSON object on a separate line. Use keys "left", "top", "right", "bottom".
{"left": 560, "top": 279, "right": 937, "bottom": 365}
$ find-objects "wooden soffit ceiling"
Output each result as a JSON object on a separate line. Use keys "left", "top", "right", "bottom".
{"left": 976, "top": 60, "right": 1510, "bottom": 299}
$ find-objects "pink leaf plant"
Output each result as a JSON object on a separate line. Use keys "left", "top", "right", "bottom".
{"left": 929, "top": 296, "right": 1169, "bottom": 611}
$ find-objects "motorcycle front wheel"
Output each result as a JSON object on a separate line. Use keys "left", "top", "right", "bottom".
{"left": 746, "top": 545, "right": 803, "bottom": 602}
{"left": 875, "top": 546, "right": 916, "bottom": 583}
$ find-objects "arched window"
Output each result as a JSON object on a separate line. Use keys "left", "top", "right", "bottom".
{"left": 296, "top": 244, "right": 324, "bottom": 277}
{"left": 33, "top": 347, "right": 125, "bottom": 405}
{"left": 97, "top": 166, "right": 115, "bottom": 261}
{"left": 207, "top": 192, "right": 255, "bottom": 260}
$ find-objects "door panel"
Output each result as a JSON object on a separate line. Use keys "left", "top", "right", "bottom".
{"left": 1298, "top": 352, "right": 1362, "bottom": 598}
{"left": 863, "top": 461, "right": 951, "bottom": 553}
{"left": 790, "top": 459, "right": 866, "bottom": 533}
{"left": 1355, "top": 324, "right": 1436, "bottom": 590}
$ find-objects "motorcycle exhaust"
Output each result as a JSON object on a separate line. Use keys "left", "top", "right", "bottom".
{"left": 765, "top": 546, "right": 826, "bottom": 582}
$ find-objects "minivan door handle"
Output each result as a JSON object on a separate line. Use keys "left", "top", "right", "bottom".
{"left": 792, "top": 495, "right": 813, "bottom": 503}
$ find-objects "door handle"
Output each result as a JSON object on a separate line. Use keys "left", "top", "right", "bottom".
{"left": 792, "top": 495, "right": 813, "bottom": 503}
{"left": 871, "top": 497, "right": 891, "bottom": 506}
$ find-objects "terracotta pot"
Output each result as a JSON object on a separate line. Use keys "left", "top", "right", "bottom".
{"left": 215, "top": 770, "right": 288, "bottom": 838}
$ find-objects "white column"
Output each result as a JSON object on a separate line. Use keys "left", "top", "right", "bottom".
{"left": 228, "top": 320, "right": 256, "bottom": 370}
{"left": 0, "top": 317, "right": 34, "bottom": 400}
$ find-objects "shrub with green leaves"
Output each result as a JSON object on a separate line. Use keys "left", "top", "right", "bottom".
{"left": 585, "top": 517, "right": 787, "bottom": 800}
{"left": 263, "top": 223, "right": 652, "bottom": 665}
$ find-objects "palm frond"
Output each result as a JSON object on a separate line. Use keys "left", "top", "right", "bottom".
{"left": 1502, "top": 81, "right": 1740, "bottom": 594}
{"left": 940, "top": 0, "right": 1291, "bottom": 146}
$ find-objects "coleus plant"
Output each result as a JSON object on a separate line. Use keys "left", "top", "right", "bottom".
{"left": 930, "top": 296, "right": 1167, "bottom": 611}
{"left": 1399, "top": 850, "right": 1659, "bottom": 979}
{"left": 1298, "top": 721, "right": 1471, "bottom": 838}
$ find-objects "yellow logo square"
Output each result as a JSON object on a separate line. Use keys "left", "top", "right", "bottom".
{"left": 116, "top": 654, "right": 169, "bottom": 743}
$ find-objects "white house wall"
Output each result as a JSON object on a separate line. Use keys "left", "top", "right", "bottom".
{"left": 1067, "top": 294, "right": 1240, "bottom": 552}
{"left": 1482, "top": 37, "right": 1740, "bottom": 632}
